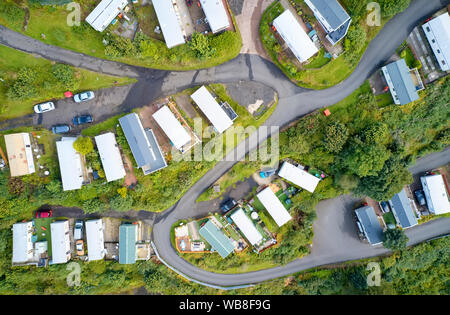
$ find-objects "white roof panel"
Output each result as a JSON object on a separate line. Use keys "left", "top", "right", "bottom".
{"left": 273, "top": 10, "right": 318, "bottom": 62}
{"left": 85, "top": 219, "right": 106, "bottom": 261}
{"left": 153, "top": 0, "right": 186, "bottom": 48}
{"left": 12, "top": 222, "right": 33, "bottom": 263}
{"left": 278, "top": 161, "right": 321, "bottom": 193}
{"left": 230, "top": 208, "right": 263, "bottom": 246}
{"left": 256, "top": 187, "right": 292, "bottom": 227}
{"left": 95, "top": 132, "right": 126, "bottom": 182}
{"left": 200, "top": 0, "right": 230, "bottom": 33}
{"left": 56, "top": 138, "right": 84, "bottom": 191}
{"left": 420, "top": 174, "right": 450, "bottom": 215}
{"left": 422, "top": 13, "right": 450, "bottom": 71}
{"left": 50, "top": 221, "right": 71, "bottom": 264}
{"left": 85, "top": 0, "right": 128, "bottom": 32}
{"left": 190, "top": 86, "right": 233, "bottom": 133}
{"left": 152, "top": 106, "right": 191, "bottom": 150}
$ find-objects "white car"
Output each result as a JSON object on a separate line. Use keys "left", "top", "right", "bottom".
{"left": 34, "top": 101, "right": 55, "bottom": 113}
{"left": 73, "top": 91, "right": 95, "bottom": 103}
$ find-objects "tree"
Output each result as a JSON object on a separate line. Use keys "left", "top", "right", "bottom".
{"left": 52, "top": 64, "right": 76, "bottom": 89}
{"left": 110, "top": 195, "right": 133, "bottom": 211}
{"left": 323, "top": 121, "right": 349, "bottom": 153}
{"left": 7, "top": 67, "right": 37, "bottom": 100}
{"left": 383, "top": 228, "right": 409, "bottom": 251}
{"left": 189, "top": 32, "right": 215, "bottom": 59}
{"left": 339, "top": 137, "right": 391, "bottom": 177}
{"left": 73, "top": 137, "right": 94, "bottom": 155}
{"left": 82, "top": 198, "right": 105, "bottom": 214}
{"left": 380, "top": 0, "right": 410, "bottom": 17}
{"left": 355, "top": 157, "right": 413, "bottom": 201}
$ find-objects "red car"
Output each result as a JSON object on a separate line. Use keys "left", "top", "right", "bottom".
{"left": 36, "top": 210, "right": 52, "bottom": 218}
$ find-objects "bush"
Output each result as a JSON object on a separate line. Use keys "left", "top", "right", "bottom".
{"left": 383, "top": 228, "right": 409, "bottom": 251}
{"left": 52, "top": 64, "right": 76, "bottom": 89}
{"left": 110, "top": 195, "right": 133, "bottom": 211}
{"left": 73, "top": 137, "right": 94, "bottom": 155}
{"left": 189, "top": 32, "right": 215, "bottom": 59}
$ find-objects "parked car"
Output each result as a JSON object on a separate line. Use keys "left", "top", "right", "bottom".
{"left": 36, "top": 209, "right": 52, "bottom": 218}
{"left": 33, "top": 101, "right": 55, "bottom": 113}
{"left": 73, "top": 91, "right": 94, "bottom": 103}
{"left": 51, "top": 124, "right": 71, "bottom": 134}
{"left": 73, "top": 115, "right": 93, "bottom": 126}
{"left": 259, "top": 169, "right": 276, "bottom": 178}
{"left": 76, "top": 239, "right": 85, "bottom": 256}
{"left": 74, "top": 220, "right": 84, "bottom": 240}
{"left": 220, "top": 199, "right": 237, "bottom": 213}
{"left": 414, "top": 189, "right": 427, "bottom": 206}
{"left": 379, "top": 201, "right": 391, "bottom": 213}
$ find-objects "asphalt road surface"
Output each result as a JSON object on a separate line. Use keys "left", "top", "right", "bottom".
{"left": 0, "top": 0, "right": 449, "bottom": 287}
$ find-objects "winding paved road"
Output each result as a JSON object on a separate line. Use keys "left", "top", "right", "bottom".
{"left": 1, "top": 0, "right": 449, "bottom": 287}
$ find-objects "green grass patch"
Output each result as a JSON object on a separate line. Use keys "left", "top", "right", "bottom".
{"left": 383, "top": 212, "right": 396, "bottom": 226}
{"left": 0, "top": 45, "right": 136, "bottom": 120}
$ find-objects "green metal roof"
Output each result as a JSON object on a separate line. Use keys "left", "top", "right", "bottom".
{"left": 119, "top": 224, "right": 137, "bottom": 264}
{"left": 199, "top": 220, "right": 234, "bottom": 259}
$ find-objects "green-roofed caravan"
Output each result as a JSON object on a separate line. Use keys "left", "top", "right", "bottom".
{"left": 199, "top": 220, "right": 234, "bottom": 258}
{"left": 119, "top": 224, "right": 137, "bottom": 264}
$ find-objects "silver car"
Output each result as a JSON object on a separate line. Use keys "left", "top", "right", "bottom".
{"left": 34, "top": 101, "right": 55, "bottom": 113}
{"left": 73, "top": 91, "right": 95, "bottom": 103}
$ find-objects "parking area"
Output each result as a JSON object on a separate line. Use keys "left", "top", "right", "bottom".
{"left": 32, "top": 85, "right": 134, "bottom": 133}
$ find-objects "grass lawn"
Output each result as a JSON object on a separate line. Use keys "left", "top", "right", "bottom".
{"left": 376, "top": 93, "right": 394, "bottom": 107}
{"left": 34, "top": 217, "right": 53, "bottom": 256}
{"left": 0, "top": 2, "right": 242, "bottom": 71}
{"left": 383, "top": 212, "right": 396, "bottom": 226}
{"left": 303, "top": 48, "right": 331, "bottom": 69}
{"left": 0, "top": 45, "right": 136, "bottom": 120}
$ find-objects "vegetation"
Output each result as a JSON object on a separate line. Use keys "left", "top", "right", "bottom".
{"left": 193, "top": 76, "right": 449, "bottom": 272}
{"left": 0, "top": 222, "right": 447, "bottom": 294}
{"left": 73, "top": 137, "right": 94, "bottom": 156}
{"left": 260, "top": 0, "right": 412, "bottom": 89}
{"left": 0, "top": 1, "right": 242, "bottom": 71}
{"left": 383, "top": 228, "right": 409, "bottom": 251}
{"left": 0, "top": 45, "right": 135, "bottom": 120}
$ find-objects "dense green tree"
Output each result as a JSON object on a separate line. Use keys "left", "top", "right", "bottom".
{"left": 355, "top": 157, "right": 413, "bottom": 201}
{"left": 189, "top": 32, "right": 215, "bottom": 59}
{"left": 380, "top": 0, "right": 410, "bottom": 17}
{"left": 73, "top": 137, "right": 94, "bottom": 155}
{"left": 383, "top": 228, "right": 409, "bottom": 251}
{"left": 323, "top": 121, "right": 349, "bottom": 153}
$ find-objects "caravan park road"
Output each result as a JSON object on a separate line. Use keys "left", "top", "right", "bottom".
{"left": 0, "top": 0, "right": 449, "bottom": 288}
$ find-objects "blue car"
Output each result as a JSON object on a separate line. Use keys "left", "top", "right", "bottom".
{"left": 414, "top": 190, "right": 426, "bottom": 206}
{"left": 51, "top": 124, "right": 70, "bottom": 134}
{"left": 73, "top": 115, "right": 93, "bottom": 126}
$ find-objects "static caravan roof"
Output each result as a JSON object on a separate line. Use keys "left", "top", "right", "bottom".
{"left": 273, "top": 10, "right": 318, "bottom": 63}
{"left": 56, "top": 138, "right": 83, "bottom": 191}
{"left": 355, "top": 206, "right": 383, "bottom": 245}
{"left": 420, "top": 174, "right": 450, "bottom": 215}
{"left": 4, "top": 133, "right": 35, "bottom": 177}
{"left": 199, "top": 220, "right": 234, "bottom": 258}
{"left": 230, "top": 208, "right": 263, "bottom": 246}
{"left": 119, "top": 113, "right": 167, "bottom": 174}
{"left": 85, "top": 219, "right": 106, "bottom": 261}
{"left": 85, "top": 0, "right": 128, "bottom": 32}
{"left": 12, "top": 222, "right": 33, "bottom": 264}
{"left": 95, "top": 132, "right": 126, "bottom": 182}
{"left": 153, "top": 0, "right": 186, "bottom": 48}
{"left": 50, "top": 221, "right": 71, "bottom": 264}
{"left": 119, "top": 224, "right": 137, "bottom": 264}
{"left": 256, "top": 187, "right": 292, "bottom": 227}
{"left": 306, "top": 0, "right": 350, "bottom": 31}
{"left": 389, "top": 189, "right": 418, "bottom": 229}
{"left": 278, "top": 161, "right": 321, "bottom": 193}
{"left": 382, "top": 59, "right": 419, "bottom": 105}
{"left": 152, "top": 106, "right": 191, "bottom": 150}
{"left": 190, "top": 86, "right": 233, "bottom": 134}
{"left": 422, "top": 13, "right": 450, "bottom": 71}
{"left": 200, "top": 0, "right": 230, "bottom": 33}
